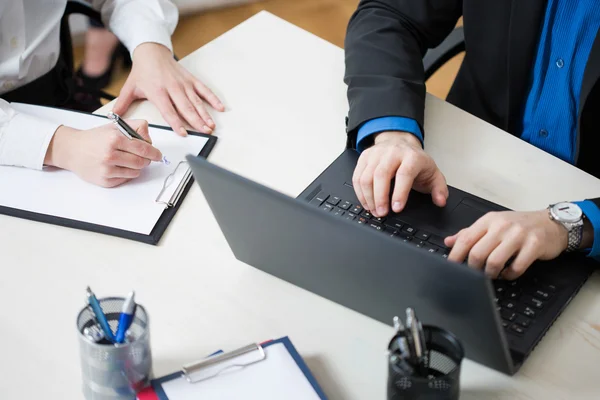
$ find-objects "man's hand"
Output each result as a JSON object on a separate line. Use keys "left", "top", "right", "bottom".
{"left": 45, "top": 120, "right": 163, "bottom": 188}
{"left": 113, "top": 43, "right": 225, "bottom": 136}
{"left": 445, "top": 210, "right": 568, "bottom": 280}
{"left": 352, "top": 131, "right": 448, "bottom": 218}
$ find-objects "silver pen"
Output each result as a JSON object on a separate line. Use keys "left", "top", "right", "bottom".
{"left": 406, "top": 308, "right": 421, "bottom": 359}
{"left": 107, "top": 111, "right": 170, "bottom": 165}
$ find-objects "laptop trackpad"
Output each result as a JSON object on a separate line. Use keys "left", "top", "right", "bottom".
{"left": 448, "top": 201, "right": 487, "bottom": 230}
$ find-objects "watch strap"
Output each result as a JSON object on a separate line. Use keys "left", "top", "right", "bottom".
{"left": 567, "top": 222, "right": 584, "bottom": 252}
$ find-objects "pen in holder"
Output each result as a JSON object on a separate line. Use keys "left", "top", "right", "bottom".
{"left": 387, "top": 324, "right": 464, "bottom": 400}
{"left": 77, "top": 297, "right": 152, "bottom": 400}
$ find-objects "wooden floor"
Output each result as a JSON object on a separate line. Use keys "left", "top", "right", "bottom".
{"left": 75, "top": 0, "right": 463, "bottom": 103}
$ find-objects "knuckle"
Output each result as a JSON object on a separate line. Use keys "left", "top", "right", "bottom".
{"left": 107, "top": 133, "right": 121, "bottom": 149}
{"left": 486, "top": 255, "right": 504, "bottom": 270}
{"left": 510, "top": 263, "right": 526, "bottom": 275}
{"left": 182, "top": 102, "right": 196, "bottom": 115}
{"left": 101, "top": 152, "right": 115, "bottom": 165}
{"left": 374, "top": 166, "right": 391, "bottom": 180}
{"left": 457, "top": 233, "right": 475, "bottom": 247}
{"left": 528, "top": 234, "right": 542, "bottom": 248}
{"left": 100, "top": 166, "right": 112, "bottom": 178}
{"left": 156, "top": 86, "right": 169, "bottom": 97}
{"left": 134, "top": 157, "right": 146, "bottom": 169}
{"left": 359, "top": 174, "right": 373, "bottom": 187}
{"left": 493, "top": 218, "right": 512, "bottom": 232}
{"left": 511, "top": 224, "right": 526, "bottom": 237}
{"left": 398, "top": 162, "right": 417, "bottom": 177}
{"left": 469, "top": 251, "right": 485, "bottom": 266}
{"left": 138, "top": 145, "right": 150, "bottom": 159}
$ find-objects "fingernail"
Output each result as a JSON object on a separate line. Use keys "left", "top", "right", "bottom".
{"left": 377, "top": 206, "right": 386, "bottom": 216}
{"left": 203, "top": 125, "right": 212, "bottom": 133}
{"left": 393, "top": 202, "right": 402, "bottom": 212}
{"left": 207, "top": 119, "right": 215, "bottom": 127}
{"left": 179, "top": 127, "right": 188, "bottom": 136}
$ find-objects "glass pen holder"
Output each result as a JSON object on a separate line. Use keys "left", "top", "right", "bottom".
{"left": 387, "top": 325, "right": 464, "bottom": 400}
{"left": 77, "top": 297, "right": 152, "bottom": 400}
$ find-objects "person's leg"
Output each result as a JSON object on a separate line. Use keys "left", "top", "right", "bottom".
{"left": 81, "top": 25, "right": 119, "bottom": 78}
{"left": 78, "top": 19, "right": 129, "bottom": 90}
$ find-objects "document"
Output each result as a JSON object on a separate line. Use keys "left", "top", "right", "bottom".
{"left": 0, "top": 103, "right": 210, "bottom": 235}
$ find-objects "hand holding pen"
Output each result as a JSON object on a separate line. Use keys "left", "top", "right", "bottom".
{"left": 45, "top": 119, "right": 164, "bottom": 188}
{"left": 107, "top": 112, "right": 170, "bottom": 165}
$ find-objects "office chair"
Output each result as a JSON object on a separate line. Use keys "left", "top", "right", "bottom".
{"left": 423, "top": 26, "right": 465, "bottom": 80}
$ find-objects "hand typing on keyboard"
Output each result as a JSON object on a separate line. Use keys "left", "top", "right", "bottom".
{"left": 352, "top": 131, "right": 448, "bottom": 218}
{"left": 444, "top": 210, "right": 572, "bottom": 280}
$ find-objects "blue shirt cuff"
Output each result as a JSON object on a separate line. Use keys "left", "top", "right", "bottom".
{"left": 574, "top": 200, "right": 600, "bottom": 260}
{"left": 356, "top": 117, "right": 424, "bottom": 152}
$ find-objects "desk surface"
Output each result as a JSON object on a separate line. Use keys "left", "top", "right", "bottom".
{"left": 2, "top": 11, "right": 600, "bottom": 400}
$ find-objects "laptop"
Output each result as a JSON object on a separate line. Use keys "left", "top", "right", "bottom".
{"left": 187, "top": 149, "right": 595, "bottom": 374}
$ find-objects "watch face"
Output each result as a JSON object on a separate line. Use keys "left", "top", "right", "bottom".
{"left": 551, "top": 202, "right": 583, "bottom": 223}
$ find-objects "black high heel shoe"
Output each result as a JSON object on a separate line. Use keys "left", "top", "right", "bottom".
{"left": 76, "top": 43, "right": 131, "bottom": 91}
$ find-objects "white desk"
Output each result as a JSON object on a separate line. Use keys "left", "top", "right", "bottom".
{"left": 2, "top": 11, "right": 600, "bottom": 400}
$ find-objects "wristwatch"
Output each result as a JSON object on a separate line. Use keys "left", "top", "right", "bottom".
{"left": 548, "top": 202, "right": 585, "bottom": 252}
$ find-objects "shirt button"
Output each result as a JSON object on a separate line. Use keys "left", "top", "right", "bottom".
{"left": 539, "top": 129, "right": 549, "bottom": 138}
{"left": 556, "top": 58, "right": 564, "bottom": 68}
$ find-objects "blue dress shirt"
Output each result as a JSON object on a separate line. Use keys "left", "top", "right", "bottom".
{"left": 356, "top": 0, "right": 600, "bottom": 259}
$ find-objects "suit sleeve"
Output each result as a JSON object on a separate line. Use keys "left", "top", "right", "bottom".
{"left": 344, "top": 0, "right": 463, "bottom": 148}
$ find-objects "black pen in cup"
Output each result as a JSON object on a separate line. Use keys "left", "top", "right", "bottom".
{"left": 107, "top": 111, "right": 170, "bottom": 165}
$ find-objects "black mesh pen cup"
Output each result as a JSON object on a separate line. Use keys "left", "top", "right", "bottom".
{"left": 387, "top": 325, "right": 464, "bottom": 400}
{"left": 76, "top": 297, "right": 152, "bottom": 400}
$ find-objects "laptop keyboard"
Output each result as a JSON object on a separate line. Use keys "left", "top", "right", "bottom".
{"left": 310, "top": 191, "right": 558, "bottom": 337}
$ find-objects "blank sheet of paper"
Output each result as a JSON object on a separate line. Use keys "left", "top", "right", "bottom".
{"left": 0, "top": 104, "right": 209, "bottom": 235}
{"left": 161, "top": 342, "right": 322, "bottom": 400}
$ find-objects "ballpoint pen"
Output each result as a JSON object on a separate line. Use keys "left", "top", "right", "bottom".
{"left": 406, "top": 308, "right": 428, "bottom": 376}
{"left": 83, "top": 325, "right": 105, "bottom": 343}
{"left": 86, "top": 286, "right": 116, "bottom": 343}
{"left": 107, "top": 111, "right": 170, "bottom": 165}
{"left": 115, "top": 291, "right": 136, "bottom": 344}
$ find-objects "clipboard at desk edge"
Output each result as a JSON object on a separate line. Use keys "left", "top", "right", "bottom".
{"left": 0, "top": 109, "right": 217, "bottom": 245}
{"left": 139, "top": 336, "right": 327, "bottom": 400}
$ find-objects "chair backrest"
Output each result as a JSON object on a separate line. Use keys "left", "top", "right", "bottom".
{"left": 423, "top": 26, "right": 465, "bottom": 81}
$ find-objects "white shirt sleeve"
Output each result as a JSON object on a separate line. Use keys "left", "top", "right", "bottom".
{"left": 0, "top": 99, "right": 60, "bottom": 170}
{"left": 92, "top": 0, "right": 179, "bottom": 56}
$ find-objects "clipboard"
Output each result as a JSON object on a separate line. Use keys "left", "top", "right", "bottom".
{"left": 138, "top": 337, "right": 328, "bottom": 400}
{"left": 0, "top": 104, "right": 217, "bottom": 245}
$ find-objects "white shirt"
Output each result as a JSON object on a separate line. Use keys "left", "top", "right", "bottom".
{"left": 0, "top": 0, "right": 178, "bottom": 169}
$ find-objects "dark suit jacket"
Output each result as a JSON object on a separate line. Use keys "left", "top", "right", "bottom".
{"left": 344, "top": 0, "right": 600, "bottom": 192}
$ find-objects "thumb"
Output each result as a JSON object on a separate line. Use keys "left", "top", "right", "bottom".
{"left": 430, "top": 170, "right": 449, "bottom": 207}
{"left": 112, "top": 82, "right": 137, "bottom": 116}
{"left": 127, "top": 119, "right": 152, "bottom": 144}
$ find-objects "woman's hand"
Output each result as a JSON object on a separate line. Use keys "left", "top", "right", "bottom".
{"left": 113, "top": 43, "right": 225, "bottom": 136}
